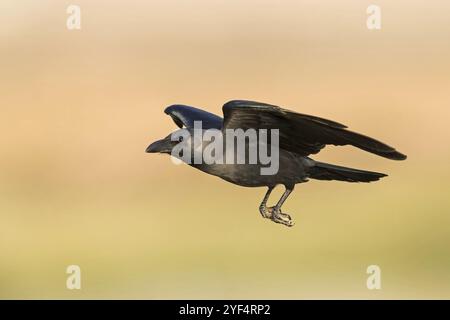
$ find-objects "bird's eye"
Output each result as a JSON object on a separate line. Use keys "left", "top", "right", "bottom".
{"left": 178, "top": 136, "right": 184, "bottom": 142}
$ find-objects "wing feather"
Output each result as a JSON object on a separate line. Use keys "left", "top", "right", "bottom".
{"left": 222, "top": 100, "right": 406, "bottom": 160}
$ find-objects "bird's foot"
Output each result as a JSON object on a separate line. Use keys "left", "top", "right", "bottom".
{"left": 267, "top": 207, "right": 295, "bottom": 227}
{"left": 259, "top": 205, "right": 272, "bottom": 219}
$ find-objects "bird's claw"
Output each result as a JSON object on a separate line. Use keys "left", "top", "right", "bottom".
{"left": 261, "top": 206, "right": 295, "bottom": 227}
{"left": 272, "top": 210, "right": 295, "bottom": 227}
{"left": 259, "top": 205, "right": 272, "bottom": 219}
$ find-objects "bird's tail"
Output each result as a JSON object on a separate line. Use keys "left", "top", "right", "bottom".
{"left": 308, "top": 161, "right": 387, "bottom": 183}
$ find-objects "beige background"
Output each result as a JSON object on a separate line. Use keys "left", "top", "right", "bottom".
{"left": 1, "top": 0, "right": 449, "bottom": 298}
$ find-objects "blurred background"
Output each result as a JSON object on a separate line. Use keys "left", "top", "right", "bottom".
{"left": 1, "top": 0, "right": 449, "bottom": 299}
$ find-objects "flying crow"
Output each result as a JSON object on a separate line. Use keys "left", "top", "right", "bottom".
{"left": 146, "top": 100, "right": 406, "bottom": 227}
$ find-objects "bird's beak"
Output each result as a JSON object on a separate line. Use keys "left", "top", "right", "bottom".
{"left": 145, "top": 138, "right": 172, "bottom": 154}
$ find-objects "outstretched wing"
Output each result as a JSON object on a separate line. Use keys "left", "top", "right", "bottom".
{"left": 165, "top": 104, "right": 223, "bottom": 129}
{"left": 222, "top": 100, "right": 406, "bottom": 160}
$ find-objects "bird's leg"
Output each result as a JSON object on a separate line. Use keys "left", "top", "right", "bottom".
{"left": 259, "top": 187, "right": 274, "bottom": 219}
{"left": 269, "top": 187, "right": 294, "bottom": 227}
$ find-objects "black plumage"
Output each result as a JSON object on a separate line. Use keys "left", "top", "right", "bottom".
{"left": 146, "top": 100, "right": 406, "bottom": 227}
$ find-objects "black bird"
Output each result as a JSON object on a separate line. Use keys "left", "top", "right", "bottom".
{"left": 146, "top": 100, "right": 406, "bottom": 227}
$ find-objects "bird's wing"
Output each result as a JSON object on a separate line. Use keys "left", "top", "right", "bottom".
{"left": 222, "top": 100, "right": 406, "bottom": 160}
{"left": 165, "top": 104, "right": 223, "bottom": 129}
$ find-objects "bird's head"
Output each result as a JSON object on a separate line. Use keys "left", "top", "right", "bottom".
{"left": 145, "top": 132, "right": 177, "bottom": 154}
{"left": 145, "top": 128, "right": 204, "bottom": 164}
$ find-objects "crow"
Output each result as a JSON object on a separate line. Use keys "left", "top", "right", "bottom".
{"left": 146, "top": 100, "right": 406, "bottom": 227}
